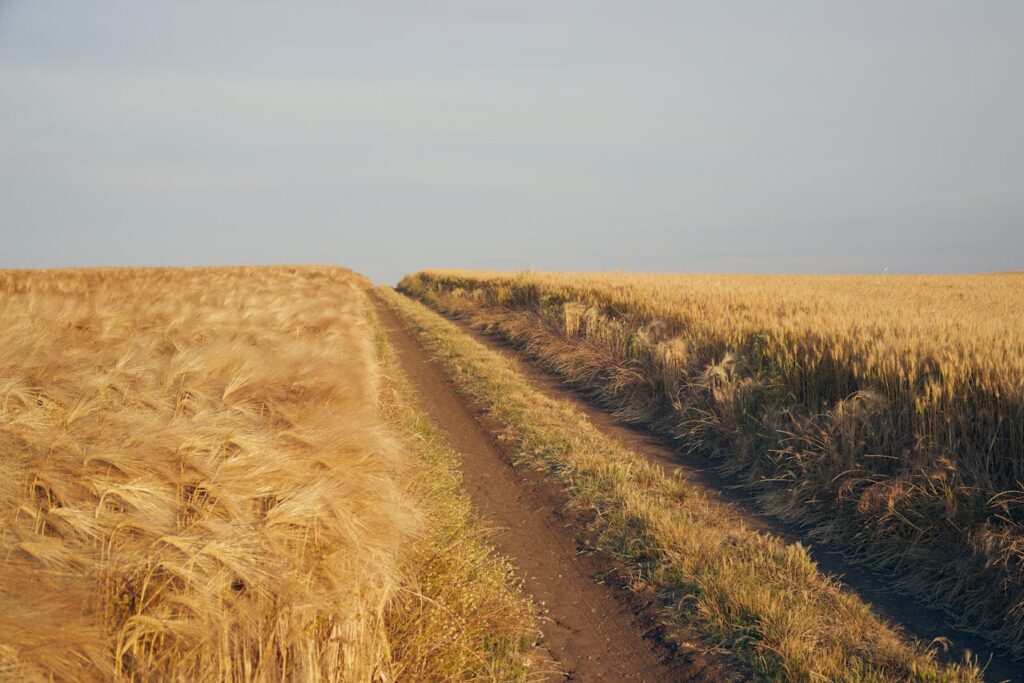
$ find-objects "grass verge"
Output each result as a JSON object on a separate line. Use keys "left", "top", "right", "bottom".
{"left": 377, "top": 286, "right": 983, "bottom": 682}
{"left": 370, "top": 303, "right": 545, "bottom": 681}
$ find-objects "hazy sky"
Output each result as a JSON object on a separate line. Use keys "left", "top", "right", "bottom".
{"left": 1, "top": 1, "right": 1021, "bottom": 283}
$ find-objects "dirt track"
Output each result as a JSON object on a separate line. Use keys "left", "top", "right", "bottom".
{"left": 374, "top": 299, "right": 737, "bottom": 682}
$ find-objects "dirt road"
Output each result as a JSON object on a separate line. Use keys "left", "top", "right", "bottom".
{"left": 374, "top": 299, "right": 735, "bottom": 682}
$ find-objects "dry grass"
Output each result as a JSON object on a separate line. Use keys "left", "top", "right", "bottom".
{"left": 400, "top": 269, "right": 1024, "bottom": 659}
{"left": 379, "top": 285, "right": 984, "bottom": 681}
{"left": 370, "top": 306, "right": 544, "bottom": 681}
{"left": 0, "top": 267, "right": 538, "bottom": 681}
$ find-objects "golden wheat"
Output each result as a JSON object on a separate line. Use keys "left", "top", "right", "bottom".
{"left": 0, "top": 266, "right": 539, "bottom": 682}
{"left": 401, "top": 269, "right": 1024, "bottom": 657}
{"left": 0, "top": 266, "right": 414, "bottom": 680}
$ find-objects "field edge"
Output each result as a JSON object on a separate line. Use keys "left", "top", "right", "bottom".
{"left": 367, "top": 296, "right": 547, "bottom": 681}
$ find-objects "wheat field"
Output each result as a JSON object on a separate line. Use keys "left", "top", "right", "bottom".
{"left": 0, "top": 266, "right": 536, "bottom": 681}
{"left": 401, "top": 269, "right": 1024, "bottom": 656}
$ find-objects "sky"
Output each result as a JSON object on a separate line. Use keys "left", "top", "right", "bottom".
{"left": 1, "top": 1, "right": 1021, "bottom": 284}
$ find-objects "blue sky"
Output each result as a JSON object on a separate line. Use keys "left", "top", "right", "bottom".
{"left": 1, "top": 0, "right": 1021, "bottom": 283}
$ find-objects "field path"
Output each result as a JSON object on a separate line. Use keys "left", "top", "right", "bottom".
{"left": 411, "top": 301, "right": 1022, "bottom": 683}
{"left": 374, "top": 299, "right": 734, "bottom": 682}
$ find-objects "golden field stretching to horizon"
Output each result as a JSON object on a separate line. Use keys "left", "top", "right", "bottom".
{"left": 2, "top": 265, "right": 1021, "bottom": 681}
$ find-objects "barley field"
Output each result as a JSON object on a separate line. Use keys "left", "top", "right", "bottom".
{"left": 401, "top": 269, "right": 1024, "bottom": 656}
{"left": 0, "top": 267, "right": 536, "bottom": 681}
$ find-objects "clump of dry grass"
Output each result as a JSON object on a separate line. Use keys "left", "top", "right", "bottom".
{"left": 378, "top": 285, "right": 982, "bottom": 682}
{"left": 0, "top": 267, "right": 539, "bottom": 681}
{"left": 400, "top": 269, "right": 1024, "bottom": 658}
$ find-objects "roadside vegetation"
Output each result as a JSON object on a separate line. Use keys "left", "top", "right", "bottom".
{"left": 378, "top": 285, "right": 983, "bottom": 682}
{"left": 400, "top": 269, "right": 1024, "bottom": 661}
{"left": 370, "top": 306, "right": 543, "bottom": 681}
{"left": 0, "top": 267, "right": 538, "bottom": 681}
